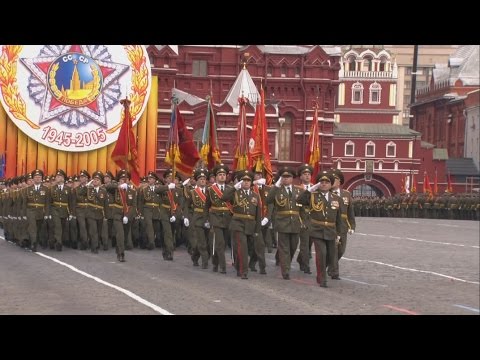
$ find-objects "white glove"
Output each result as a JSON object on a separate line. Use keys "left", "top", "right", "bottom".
{"left": 348, "top": 229, "right": 355, "bottom": 235}
{"left": 44, "top": 216, "right": 49, "bottom": 220}
{"left": 68, "top": 215, "right": 73, "bottom": 221}
{"left": 122, "top": 216, "right": 128, "bottom": 224}
{"left": 169, "top": 215, "right": 176, "bottom": 223}
{"left": 254, "top": 178, "right": 266, "bottom": 185}
{"left": 204, "top": 221, "right": 211, "bottom": 229}
{"left": 182, "top": 178, "right": 191, "bottom": 186}
{"left": 275, "top": 177, "right": 282, "bottom": 188}
{"left": 309, "top": 182, "right": 322, "bottom": 192}
{"left": 335, "top": 236, "right": 341, "bottom": 245}
{"left": 22, "top": 216, "right": 27, "bottom": 220}
{"left": 120, "top": 183, "right": 128, "bottom": 190}
{"left": 234, "top": 180, "right": 243, "bottom": 190}
{"left": 183, "top": 218, "right": 189, "bottom": 227}
{"left": 49, "top": 215, "right": 52, "bottom": 219}
{"left": 261, "top": 217, "right": 269, "bottom": 226}
{"left": 168, "top": 183, "right": 176, "bottom": 190}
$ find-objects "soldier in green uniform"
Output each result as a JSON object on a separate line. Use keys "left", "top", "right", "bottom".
{"left": 72, "top": 170, "right": 91, "bottom": 250}
{"left": 50, "top": 169, "right": 73, "bottom": 251}
{"left": 185, "top": 168, "right": 210, "bottom": 268}
{"left": 330, "top": 169, "right": 355, "bottom": 276}
{"left": 266, "top": 166, "right": 302, "bottom": 280}
{"left": 297, "top": 171, "right": 342, "bottom": 288}
{"left": 205, "top": 164, "right": 233, "bottom": 274}
{"left": 138, "top": 172, "right": 163, "bottom": 250}
{"left": 24, "top": 169, "right": 50, "bottom": 252}
{"left": 295, "top": 164, "right": 314, "bottom": 274}
{"left": 221, "top": 170, "right": 262, "bottom": 279}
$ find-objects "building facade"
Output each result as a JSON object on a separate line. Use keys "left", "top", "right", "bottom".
{"left": 410, "top": 45, "right": 480, "bottom": 192}
{"left": 147, "top": 45, "right": 341, "bottom": 174}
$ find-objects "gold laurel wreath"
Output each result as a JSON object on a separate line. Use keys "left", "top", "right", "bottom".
{"left": 107, "top": 45, "right": 149, "bottom": 134}
{"left": 0, "top": 45, "right": 40, "bottom": 129}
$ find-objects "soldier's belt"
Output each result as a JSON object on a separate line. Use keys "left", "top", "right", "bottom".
{"left": 161, "top": 204, "right": 171, "bottom": 209}
{"left": 27, "top": 203, "right": 45, "bottom": 208}
{"left": 341, "top": 214, "right": 348, "bottom": 219}
{"left": 109, "top": 204, "right": 124, "bottom": 209}
{"left": 210, "top": 206, "right": 230, "bottom": 212}
{"left": 88, "top": 204, "right": 104, "bottom": 210}
{"left": 76, "top": 203, "right": 89, "bottom": 207}
{"left": 144, "top": 202, "right": 159, "bottom": 207}
{"left": 233, "top": 213, "right": 255, "bottom": 220}
{"left": 277, "top": 210, "right": 299, "bottom": 216}
{"left": 311, "top": 219, "right": 335, "bottom": 227}
{"left": 450, "top": 204, "right": 458, "bottom": 209}
{"left": 53, "top": 201, "right": 68, "bottom": 207}
{"left": 194, "top": 208, "right": 204, "bottom": 213}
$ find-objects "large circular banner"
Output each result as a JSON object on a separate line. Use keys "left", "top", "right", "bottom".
{"left": 0, "top": 45, "right": 151, "bottom": 151}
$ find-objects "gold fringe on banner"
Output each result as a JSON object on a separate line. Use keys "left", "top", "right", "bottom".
{"left": 146, "top": 75, "right": 158, "bottom": 173}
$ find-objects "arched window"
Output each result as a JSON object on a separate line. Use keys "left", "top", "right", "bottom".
{"left": 295, "top": 66, "right": 301, "bottom": 77}
{"left": 267, "top": 64, "right": 273, "bottom": 77}
{"left": 281, "top": 64, "right": 287, "bottom": 77}
{"left": 363, "top": 56, "right": 373, "bottom": 71}
{"left": 345, "top": 140, "right": 355, "bottom": 156}
{"left": 386, "top": 141, "right": 396, "bottom": 157}
{"left": 365, "top": 141, "right": 375, "bottom": 157}
{"left": 347, "top": 56, "right": 356, "bottom": 71}
{"left": 351, "top": 82, "right": 363, "bottom": 104}
{"left": 394, "top": 161, "right": 399, "bottom": 171}
{"left": 369, "top": 82, "right": 381, "bottom": 104}
{"left": 278, "top": 114, "right": 292, "bottom": 160}
{"left": 379, "top": 56, "right": 387, "bottom": 71}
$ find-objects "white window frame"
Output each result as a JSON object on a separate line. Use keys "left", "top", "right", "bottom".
{"left": 351, "top": 82, "right": 363, "bottom": 104}
{"left": 369, "top": 82, "right": 381, "bottom": 104}
{"left": 386, "top": 141, "right": 396, "bottom": 157}
{"left": 345, "top": 140, "right": 355, "bottom": 156}
{"left": 365, "top": 141, "right": 375, "bottom": 157}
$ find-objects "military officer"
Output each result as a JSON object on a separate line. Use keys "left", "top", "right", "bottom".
{"left": 295, "top": 164, "right": 314, "bottom": 274}
{"left": 297, "top": 171, "right": 342, "bottom": 288}
{"left": 266, "top": 166, "right": 302, "bottom": 280}
{"left": 86, "top": 171, "right": 108, "bottom": 253}
{"left": 50, "top": 169, "right": 73, "bottom": 251}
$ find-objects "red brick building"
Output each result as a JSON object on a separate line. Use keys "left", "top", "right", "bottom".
{"left": 334, "top": 46, "right": 424, "bottom": 196}
{"left": 147, "top": 45, "right": 341, "bottom": 175}
{"left": 411, "top": 45, "right": 480, "bottom": 193}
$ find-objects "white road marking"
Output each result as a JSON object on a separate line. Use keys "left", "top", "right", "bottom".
{"left": 452, "top": 304, "right": 479, "bottom": 313}
{"left": 359, "top": 233, "right": 478, "bottom": 249}
{"left": 342, "top": 277, "right": 387, "bottom": 287}
{"left": 343, "top": 257, "right": 480, "bottom": 285}
{"left": 34, "top": 251, "right": 174, "bottom": 315}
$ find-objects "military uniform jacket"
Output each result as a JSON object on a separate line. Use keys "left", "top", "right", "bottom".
{"left": 297, "top": 190, "right": 342, "bottom": 240}
{"left": 252, "top": 184, "right": 273, "bottom": 220}
{"left": 206, "top": 184, "right": 233, "bottom": 228}
{"left": 138, "top": 185, "right": 168, "bottom": 219}
{"left": 86, "top": 186, "right": 107, "bottom": 219}
{"left": 186, "top": 186, "right": 209, "bottom": 226}
{"left": 50, "top": 184, "right": 73, "bottom": 218}
{"left": 159, "top": 186, "right": 183, "bottom": 220}
{"left": 335, "top": 189, "right": 355, "bottom": 234}
{"left": 24, "top": 184, "right": 51, "bottom": 219}
{"left": 266, "top": 185, "right": 302, "bottom": 234}
{"left": 221, "top": 187, "right": 261, "bottom": 235}
{"left": 105, "top": 182, "right": 138, "bottom": 220}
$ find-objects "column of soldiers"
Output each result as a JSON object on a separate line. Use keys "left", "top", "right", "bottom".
{"left": 1, "top": 164, "right": 361, "bottom": 288}
{"left": 352, "top": 192, "right": 480, "bottom": 220}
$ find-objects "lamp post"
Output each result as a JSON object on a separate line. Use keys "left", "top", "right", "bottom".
{"left": 409, "top": 45, "right": 419, "bottom": 129}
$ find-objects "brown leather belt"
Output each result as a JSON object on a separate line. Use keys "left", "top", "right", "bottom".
{"left": 311, "top": 219, "right": 335, "bottom": 227}
{"left": 233, "top": 213, "right": 255, "bottom": 220}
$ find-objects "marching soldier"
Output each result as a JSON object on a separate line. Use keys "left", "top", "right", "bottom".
{"left": 24, "top": 169, "right": 51, "bottom": 252}
{"left": 86, "top": 171, "right": 108, "bottom": 253}
{"left": 266, "top": 166, "right": 302, "bottom": 280}
{"left": 138, "top": 171, "right": 163, "bottom": 250}
{"left": 50, "top": 169, "right": 73, "bottom": 251}
{"left": 297, "top": 171, "right": 342, "bottom": 288}
{"left": 329, "top": 169, "right": 355, "bottom": 278}
{"left": 159, "top": 169, "right": 182, "bottom": 260}
{"left": 295, "top": 164, "right": 314, "bottom": 274}
{"left": 185, "top": 168, "right": 210, "bottom": 268}
{"left": 221, "top": 170, "right": 262, "bottom": 279}
{"left": 102, "top": 171, "right": 115, "bottom": 250}
{"left": 206, "top": 164, "right": 233, "bottom": 274}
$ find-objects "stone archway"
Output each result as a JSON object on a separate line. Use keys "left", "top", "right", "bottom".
{"left": 344, "top": 174, "right": 395, "bottom": 197}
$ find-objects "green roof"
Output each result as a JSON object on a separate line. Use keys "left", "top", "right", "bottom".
{"left": 334, "top": 123, "right": 420, "bottom": 137}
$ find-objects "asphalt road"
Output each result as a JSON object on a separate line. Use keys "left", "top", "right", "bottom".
{"left": 0, "top": 217, "right": 478, "bottom": 315}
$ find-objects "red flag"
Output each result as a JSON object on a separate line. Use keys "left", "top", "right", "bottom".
{"left": 400, "top": 172, "right": 406, "bottom": 193}
{"left": 232, "top": 96, "right": 249, "bottom": 171}
{"left": 433, "top": 168, "right": 438, "bottom": 195}
{"left": 423, "top": 171, "right": 432, "bottom": 194}
{"left": 249, "top": 86, "right": 273, "bottom": 185}
{"left": 305, "top": 103, "right": 321, "bottom": 180}
{"left": 111, "top": 98, "right": 140, "bottom": 186}
{"left": 411, "top": 173, "right": 417, "bottom": 193}
{"left": 165, "top": 102, "right": 200, "bottom": 177}
{"left": 447, "top": 172, "right": 453, "bottom": 193}
{"left": 200, "top": 97, "right": 221, "bottom": 169}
